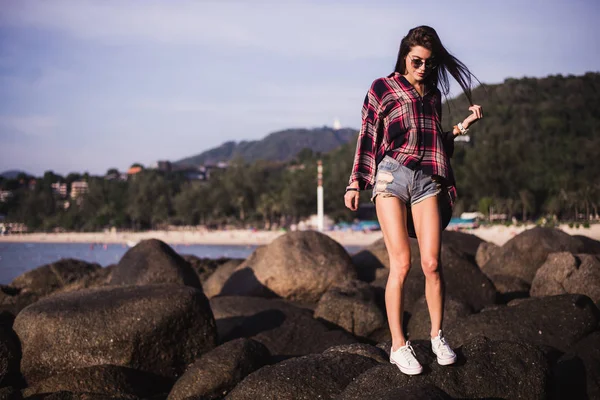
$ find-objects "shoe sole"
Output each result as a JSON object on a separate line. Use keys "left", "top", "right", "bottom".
{"left": 436, "top": 355, "right": 457, "bottom": 366}
{"left": 390, "top": 359, "right": 423, "bottom": 375}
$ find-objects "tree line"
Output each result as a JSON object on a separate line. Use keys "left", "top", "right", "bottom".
{"left": 1, "top": 72, "right": 598, "bottom": 231}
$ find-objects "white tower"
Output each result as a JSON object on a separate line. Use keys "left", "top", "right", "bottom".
{"left": 333, "top": 118, "right": 341, "bottom": 130}
{"left": 317, "top": 160, "right": 324, "bottom": 232}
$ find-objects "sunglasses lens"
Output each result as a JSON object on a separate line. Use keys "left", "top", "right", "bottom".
{"left": 412, "top": 59, "right": 424, "bottom": 69}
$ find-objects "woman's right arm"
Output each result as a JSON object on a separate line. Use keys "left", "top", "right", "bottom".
{"left": 348, "top": 81, "right": 382, "bottom": 191}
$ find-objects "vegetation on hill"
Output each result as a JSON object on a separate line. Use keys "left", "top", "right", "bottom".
{"left": 1, "top": 72, "right": 598, "bottom": 231}
{"left": 175, "top": 127, "right": 357, "bottom": 166}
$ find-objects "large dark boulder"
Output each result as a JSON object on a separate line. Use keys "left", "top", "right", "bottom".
{"left": 482, "top": 227, "right": 585, "bottom": 284}
{"left": 225, "top": 352, "right": 379, "bottom": 399}
{"left": 220, "top": 231, "right": 356, "bottom": 302}
{"left": 210, "top": 296, "right": 356, "bottom": 360}
{"left": 21, "top": 365, "right": 172, "bottom": 399}
{"left": 203, "top": 257, "right": 256, "bottom": 299}
{"left": 531, "top": 252, "right": 600, "bottom": 305}
{"left": 10, "top": 259, "right": 102, "bottom": 297}
{"left": 574, "top": 235, "right": 600, "bottom": 254}
{"left": 109, "top": 239, "right": 201, "bottom": 288}
{"left": 54, "top": 266, "right": 114, "bottom": 295}
{"left": 441, "top": 230, "right": 485, "bottom": 257}
{"left": 167, "top": 338, "right": 270, "bottom": 400}
{"left": 341, "top": 337, "right": 550, "bottom": 400}
{"left": 182, "top": 255, "right": 243, "bottom": 285}
{"left": 0, "top": 323, "right": 20, "bottom": 388}
{"left": 475, "top": 241, "right": 499, "bottom": 268}
{"left": 553, "top": 330, "right": 600, "bottom": 400}
{"left": 445, "top": 294, "right": 599, "bottom": 352}
{"left": 323, "top": 343, "right": 388, "bottom": 364}
{"left": 313, "top": 280, "right": 385, "bottom": 338}
{"left": 0, "top": 286, "right": 40, "bottom": 316}
{"left": 407, "top": 296, "right": 473, "bottom": 340}
{"left": 14, "top": 284, "right": 217, "bottom": 385}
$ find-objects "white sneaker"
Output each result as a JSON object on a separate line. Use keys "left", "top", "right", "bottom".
{"left": 431, "top": 330, "right": 457, "bottom": 365}
{"left": 390, "top": 341, "right": 423, "bottom": 375}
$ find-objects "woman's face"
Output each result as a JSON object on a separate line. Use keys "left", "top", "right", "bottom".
{"left": 404, "top": 45, "right": 435, "bottom": 83}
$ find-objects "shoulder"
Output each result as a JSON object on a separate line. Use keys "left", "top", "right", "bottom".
{"left": 365, "top": 75, "right": 399, "bottom": 105}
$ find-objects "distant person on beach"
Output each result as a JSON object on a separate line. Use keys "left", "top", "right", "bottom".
{"left": 344, "top": 25, "right": 483, "bottom": 375}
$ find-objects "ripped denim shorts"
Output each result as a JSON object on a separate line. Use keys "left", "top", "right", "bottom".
{"left": 371, "top": 155, "right": 442, "bottom": 205}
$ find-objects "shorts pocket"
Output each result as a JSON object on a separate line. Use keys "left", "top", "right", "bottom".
{"left": 377, "top": 156, "right": 400, "bottom": 172}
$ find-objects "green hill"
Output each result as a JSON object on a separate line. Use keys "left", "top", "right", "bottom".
{"left": 175, "top": 127, "right": 358, "bottom": 166}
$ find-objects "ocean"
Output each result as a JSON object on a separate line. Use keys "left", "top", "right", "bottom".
{"left": 0, "top": 242, "right": 362, "bottom": 285}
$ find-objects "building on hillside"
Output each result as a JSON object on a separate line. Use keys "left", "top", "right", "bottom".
{"left": 70, "top": 181, "right": 89, "bottom": 199}
{"left": 51, "top": 182, "right": 68, "bottom": 197}
{"left": 127, "top": 166, "right": 143, "bottom": 176}
{"left": 154, "top": 161, "right": 172, "bottom": 172}
{"left": 28, "top": 179, "right": 37, "bottom": 190}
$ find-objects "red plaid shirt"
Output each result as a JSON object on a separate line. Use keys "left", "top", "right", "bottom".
{"left": 349, "top": 73, "right": 457, "bottom": 206}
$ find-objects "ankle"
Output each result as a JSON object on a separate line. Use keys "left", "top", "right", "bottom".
{"left": 391, "top": 340, "right": 407, "bottom": 351}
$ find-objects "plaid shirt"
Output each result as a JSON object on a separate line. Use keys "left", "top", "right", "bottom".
{"left": 349, "top": 73, "right": 457, "bottom": 206}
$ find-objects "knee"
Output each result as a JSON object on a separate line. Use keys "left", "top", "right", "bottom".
{"left": 388, "top": 257, "right": 411, "bottom": 282}
{"left": 421, "top": 257, "right": 440, "bottom": 280}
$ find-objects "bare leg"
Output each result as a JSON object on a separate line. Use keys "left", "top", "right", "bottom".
{"left": 411, "top": 195, "right": 444, "bottom": 338}
{"left": 375, "top": 195, "right": 411, "bottom": 351}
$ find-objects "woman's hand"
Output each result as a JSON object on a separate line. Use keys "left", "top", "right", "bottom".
{"left": 462, "top": 104, "right": 483, "bottom": 129}
{"left": 344, "top": 184, "right": 360, "bottom": 211}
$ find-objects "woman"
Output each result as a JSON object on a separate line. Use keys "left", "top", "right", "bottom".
{"left": 344, "top": 26, "right": 483, "bottom": 375}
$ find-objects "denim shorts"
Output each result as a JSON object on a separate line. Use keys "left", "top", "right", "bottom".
{"left": 371, "top": 155, "right": 442, "bottom": 205}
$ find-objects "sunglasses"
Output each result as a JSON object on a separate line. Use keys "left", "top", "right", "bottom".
{"left": 409, "top": 55, "right": 438, "bottom": 71}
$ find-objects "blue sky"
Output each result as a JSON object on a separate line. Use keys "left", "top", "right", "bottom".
{"left": 1, "top": 0, "right": 599, "bottom": 176}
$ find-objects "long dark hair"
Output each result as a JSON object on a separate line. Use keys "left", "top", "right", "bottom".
{"left": 394, "top": 25, "right": 480, "bottom": 105}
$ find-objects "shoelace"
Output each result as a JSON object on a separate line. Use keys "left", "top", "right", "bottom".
{"left": 399, "top": 343, "right": 419, "bottom": 365}
{"left": 434, "top": 336, "right": 452, "bottom": 356}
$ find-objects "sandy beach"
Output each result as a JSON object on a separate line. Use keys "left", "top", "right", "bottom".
{"left": 1, "top": 224, "right": 599, "bottom": 247}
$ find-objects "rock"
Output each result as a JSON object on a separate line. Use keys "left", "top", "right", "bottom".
{"left": 344, "top": 384, "right": 453, "bottom": 400}
{"left": 490, "top": 274, "right": 531, "bottom": 303}
{"left": 225, "top": 352, "right": 379, "bottom": 399}
{"left": 109, "top": 239, "right": 201, "bottom": 288}
{"left": 574, "top": 235, "right": 600, "bottom": 254}
{"left": 553, "top": 330, "right": 600, "bottom": 400}
{"left": 182, "top": 255, "right": 243, "bottom": 285}
{"left": 0, "top": 386, "right": 20, "bottom": 400}
{"left": 475, "top": 241, "right": 499, "bottom": 268}
{"left": 482, "top": 227, "right": 585, "bottom": 284}
{"left": 0, "top": 286, "right": 40, "bottom": 316}
{"left": 10, "top": 259, "right": 102, "bottom": 297}
{"left": 220, "top": 231, "right": 356, "bottom": 302}
{"left": 203, "top": 259, "right": 249, "bottom": 299}
{"left": 407, "top": 296, "right": 473, "bottom": 340}
{"left": 21, "top": 392, "right": 132, "bottom": 400}
{"left": 167, "top": 338, "right": 269, "bottom": 400}
{"left": 54, "top": 266, "right": 113, "bottom": 295}
{"left": 0, "top": 323, "right": 21, "bottom": 388}
{"left": 323, "top": 343, "right": 388, "bottom": 364}
{"left": 21, "top": 365, "right": 172, "bottom": 399}
{"left": 343, "top": 337, "right": 550, "bottom": 400}
{"left": 531, "top": 252, "right": 600, "bottom": 305}
{"left": 210, "top": 296, "right": 356, "bottom": 361}
{"left": 445, "top": 294, "right": 599, "bottom": 352}
{"left": 313, "top": 280, "right": 385, "bottom": 338}
{"left": 441, "top": 230, "right": 484, "bottom": 257}
{"left": 356, "top": 239, "right": 495, "bottom": 313}
{"left": 14, "top": 284, "right": 217, "bottom": 384}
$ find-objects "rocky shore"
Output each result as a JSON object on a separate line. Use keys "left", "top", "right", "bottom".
{"left": 0, "top": 227, "right": 598, "bottom": 399}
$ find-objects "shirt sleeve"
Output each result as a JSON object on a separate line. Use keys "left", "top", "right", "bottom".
{"left": 435, "top": 90, "right": 455, "bottom": 158}
{"left": 348, "top": 81, "right": 382, "bottom": 190}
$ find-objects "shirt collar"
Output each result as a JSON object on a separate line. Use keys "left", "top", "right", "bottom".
{"left": 394, "top": 72, "right": 435, "bottom": 97}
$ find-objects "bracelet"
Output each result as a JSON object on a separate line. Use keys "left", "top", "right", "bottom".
{"left": 457, "top": 122, "right": 469, "bottom": 135}
{"left": 345, "top": 187, "right": 359, "bottom": 193}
